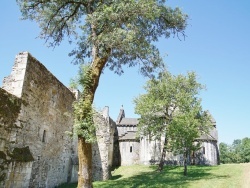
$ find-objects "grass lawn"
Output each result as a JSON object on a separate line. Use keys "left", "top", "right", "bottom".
{"left": 59, "top": 163, "right": 250, "bottom": 188}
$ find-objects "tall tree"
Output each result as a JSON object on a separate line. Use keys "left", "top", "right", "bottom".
{"left": 240, "top": 137, "right": 250, "bottom": 162}
{"left": 17, "top": 1, "right": 187, "bottom": 187}
{"left": 219, "top": 142, "right": 231, "bottom": 164}
{"left": 134, "top": 71, "right": 212, "bottom": 175}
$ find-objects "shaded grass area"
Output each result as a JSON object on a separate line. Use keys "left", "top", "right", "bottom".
{"left": 59, "top": 163, "right": 247, "bottom": 188}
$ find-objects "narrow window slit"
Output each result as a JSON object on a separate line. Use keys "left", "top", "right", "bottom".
{"left": 42, "top": 130, "right": 46, "bottom": 143}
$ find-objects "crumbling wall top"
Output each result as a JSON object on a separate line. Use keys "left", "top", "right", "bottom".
{"left": 2, "top": 52, "right": 29, "bottom": 98}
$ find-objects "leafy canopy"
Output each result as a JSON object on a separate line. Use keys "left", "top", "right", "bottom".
{"left": 17, "top": 0, "right": 187, "bottom": 77}
{"left": 70, "top": 65, "right": 97, "bottom": 142}
{"left": 220, "top": 137, "right": 250, "bottom": 164}
{"left": 134, "top": 70, "right": 212, "bottom": 153}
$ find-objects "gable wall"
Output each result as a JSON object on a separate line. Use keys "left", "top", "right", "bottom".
{"left": 1, "top": 52, "right": 77, "bottom": 187}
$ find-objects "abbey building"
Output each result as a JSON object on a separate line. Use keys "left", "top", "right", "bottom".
{"left": 0, "top": 52, "right": 219, "bottom": 188}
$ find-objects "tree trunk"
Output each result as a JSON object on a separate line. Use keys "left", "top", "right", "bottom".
{"left": 78, "top": 137, "right": 92, "bottom": 188}
{"left": 183, "top": 152, "right": 188, "bottom": 176}
{"left": 157, "top": 137, "right": 167, "bottom": 172}
{"left": 77, "top": 54, "right": 110, "bottom": 188}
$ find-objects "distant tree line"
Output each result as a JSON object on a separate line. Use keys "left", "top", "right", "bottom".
{"left": 219, "top": 137, "right": 250, "bottom": 164}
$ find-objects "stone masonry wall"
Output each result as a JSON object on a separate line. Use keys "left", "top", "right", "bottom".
{"left": 0, "top": 88, "right": 26, "bottom": 187}
{"left": 1, "top": 52, "right": 117, "bottom": 187}
{"left": 1, "top": 52, "right": 77, "bottom": 187}
{"left": 195, "top": 140, "right": 219, "bottom": 165}
{"left": 92, "top": 107, "right": 116, "bottom": 181}
{"left": 139, "top": 135, "right": 164, "bottom": 165}
{"left": 69, "top": 107, "right": 116, "bottom": 182}
{"left": 119, "top": 141, "right": 140, "bottom": 165}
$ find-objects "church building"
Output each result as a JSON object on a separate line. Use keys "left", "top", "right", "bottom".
{"left": 115, "top": 107, "right": 219, "bottom": 166}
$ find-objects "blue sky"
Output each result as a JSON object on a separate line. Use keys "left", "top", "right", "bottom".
{"left": 1, "top": 1, "right": 250, "bottom": 145}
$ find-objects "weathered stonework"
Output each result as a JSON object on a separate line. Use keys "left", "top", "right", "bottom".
{"left": 1, "top": 52, "right": 77, "bottom": 187}
{"left": 0, "top": 52, "right": 116, "bottom": 187}
{"left": 92, "top": 107, "right": 116, "bottom": 180}
{"left": 0, "top": 88, "right": 23, "bottom": 185}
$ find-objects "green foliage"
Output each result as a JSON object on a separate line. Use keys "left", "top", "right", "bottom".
{"left": 0, "top": 88, "right": 22, "bottom": 126}
{"left": 241, "top": 137, "right": 250, "bottom": 162}
{"left": 70, "top": 64, "right": 93, "bottom": 92}
{"left": 219, "top": 142, "right": 232, "bottom": 164}
{"left": 17, "top": 0, "right": 188, "bottom": 77}
{"left": 219, "top": 137, "right": 250, "bottom": 164}
{"left": 134, "top": 70, "right": 210, "bottom": 139}
{"left": 73, "top": 103, "right": 97, "bottom": 143}
{"left": 134, "top": 70, "right": 212, "bottom": 175}
{"left": 70, "top": 65, "right": 97, "bottom": 142}
{"left": 167, "top": 112, "right": 202, "bottom": 154}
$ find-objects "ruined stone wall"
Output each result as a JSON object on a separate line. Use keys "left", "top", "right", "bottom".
{"left": 1, "top": 52, "right": 119, "bottom": 188}
{"left": 0, "top": 88, "right": 30, "bottom": 187}
{"left": 2, "top": 53, "right": 27, "bottom": 98}
{"left": 1, "top": 52, "right": 77, "bottom": 187}
{"left": 92, "top": 107, "right": 116, "bottom": 181}
{"left": 112, "top": 124, "right": 120, "bottom": 167}
{"left": 66, "top": 107, "right": 117, "bottom": 182}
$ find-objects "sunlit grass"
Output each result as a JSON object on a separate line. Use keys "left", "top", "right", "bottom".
{"left": 59, "top": 163, "right": 250, "bottom": 188}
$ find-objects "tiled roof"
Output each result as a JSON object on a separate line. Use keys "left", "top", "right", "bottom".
{"left": 118, "top": 118, "right": 138, "bottom": 126}
{"left": 119, "top": 131, "right": 138, "bottom": 140}
{"left": 197, "top": 134, "right": 217, "bottom": 141}
{"left": 196, "top": 128, "right": 218, "bottom": 141}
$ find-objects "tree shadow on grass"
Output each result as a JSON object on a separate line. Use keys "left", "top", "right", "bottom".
{"left": 111, "top": 175, "right": 123, "bottom": 180}
{"left": 148, "top": 164, "right": 179, "bottom": 171}
{"left": 94, "top": 165, "right": 231, "bottom": 188}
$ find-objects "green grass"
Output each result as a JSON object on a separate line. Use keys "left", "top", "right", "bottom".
{"left": 59, "top": 163, "right": 250, "bottom": 188}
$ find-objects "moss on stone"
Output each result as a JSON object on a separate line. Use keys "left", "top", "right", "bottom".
{"left": 0, "top": 173, "right": 6, "bottom": 182}
{"left": 0, "top": 88, "right": 22, "bottom": 126}
{"left": 0, "top": 151, "right": 6, "bottom": 160}
{"left": 10, "top": 146, "right": 34, "bottom": 162}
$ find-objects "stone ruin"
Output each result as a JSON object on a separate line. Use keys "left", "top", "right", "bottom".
{"left": 0, "top": 52, "right": 219, "bottom": 188}
{"left": 0, "top": 52, "right": 116, "bottom": 187}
